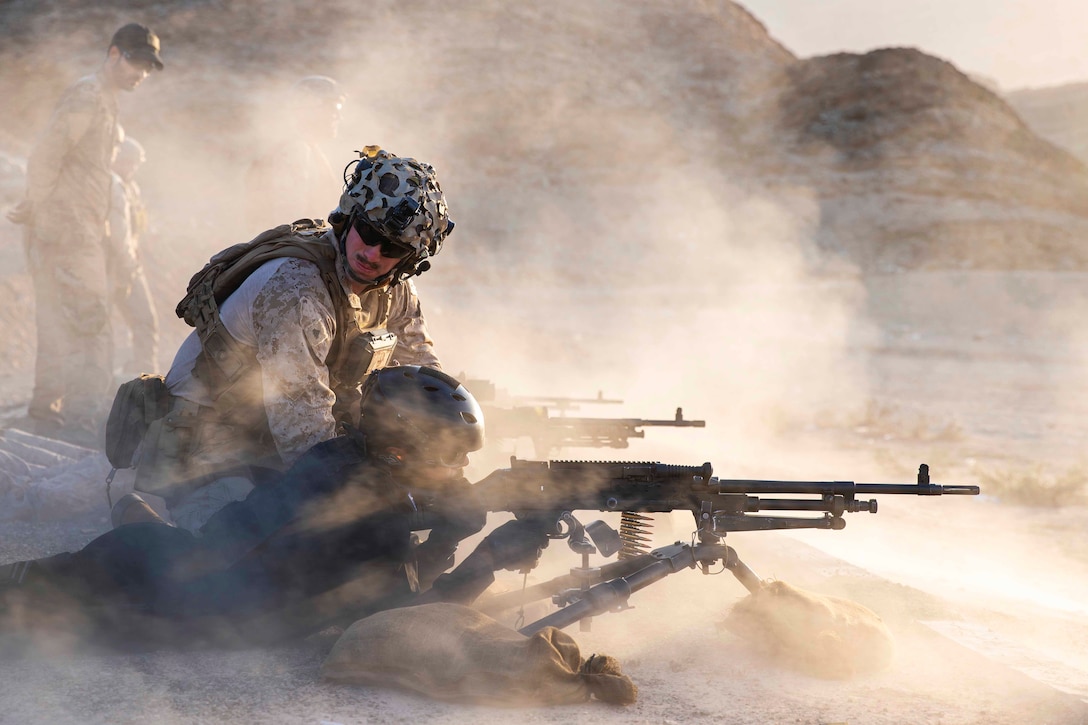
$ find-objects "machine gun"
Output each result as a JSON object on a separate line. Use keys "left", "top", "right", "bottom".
{"left": 461, "top": 377, "right": 706, "bottom": 456}
{"left": 470, "top": 458, "right": 979, "bottom": 635}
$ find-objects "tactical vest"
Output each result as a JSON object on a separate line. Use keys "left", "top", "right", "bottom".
{"left": 175, "top": 220, "right": 394, "bottom": 426}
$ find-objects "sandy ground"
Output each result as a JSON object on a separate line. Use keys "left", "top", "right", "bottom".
{"left": 2, "top": 269, "right": 1088, "bottom": 724}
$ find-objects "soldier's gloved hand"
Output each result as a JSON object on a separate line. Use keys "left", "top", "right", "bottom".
{"left": 483, "top": 519, "right": 551, "bottom": 572}
{"left": 440, "top": 478, "right": 488, "bottom": 540}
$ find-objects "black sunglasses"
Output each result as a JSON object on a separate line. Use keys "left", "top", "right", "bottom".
{"left": 122, "top": 51, "right": 157, "bottom": 73}
{"left": 352, "top": 217, "right": 413, "bottom": 259}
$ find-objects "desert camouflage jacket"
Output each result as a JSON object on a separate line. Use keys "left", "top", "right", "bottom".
{"left": 168, "top": 232, "right": 440, "bottom": 466}
{"left": 106, "top": 173, "right": 145, "bottom": 291}
{"left": 24, "top": 69, "right": 118, "bottom": 242}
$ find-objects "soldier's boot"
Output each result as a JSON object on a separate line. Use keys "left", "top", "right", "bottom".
{"left": 111, "top": 493, "right": 169, "bottom": 528}
{"left": 22, "top": 405, "right": 65, "bottom": 438}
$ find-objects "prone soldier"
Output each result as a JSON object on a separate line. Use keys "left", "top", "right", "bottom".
{"left": 2, "top": 368, "right": 549, "bottom": 648}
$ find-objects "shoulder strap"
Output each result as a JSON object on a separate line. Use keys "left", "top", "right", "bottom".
{"left": 178, "top": 220, "right": 347, "bottom": 399}
{"left": 176, "top": 219, "right": 332, "bottom": 326}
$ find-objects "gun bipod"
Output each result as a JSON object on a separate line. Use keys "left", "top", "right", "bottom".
{"left": 514, "top": 541, "right": 764, "bottom": 635}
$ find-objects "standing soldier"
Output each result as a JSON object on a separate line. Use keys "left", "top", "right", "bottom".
{"left": 107, "top": 132, "right": 160, "bottom": 375}
{"left": 5, "top": 23, "right": 164, "bottom": 444}
{"left": 243, "top": 75, "right": 346, "bottom": 231}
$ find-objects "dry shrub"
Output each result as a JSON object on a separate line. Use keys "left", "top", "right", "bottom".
{"left": 720, "top": 579, "right": 895, "bottom": 679}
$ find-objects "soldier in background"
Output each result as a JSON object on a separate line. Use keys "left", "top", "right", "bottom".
{"left": 243, "top": 75, "right": 346, "bottom": 230}
{"left": 107, "top": 132, "right": 160, "bottom": 375}
{"left": 5, "top": 23, "right": 164, "bottom": 444}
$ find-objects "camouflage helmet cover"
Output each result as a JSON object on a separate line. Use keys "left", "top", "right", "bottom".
{"left": 337, "top": 146, "right": 452, "bottom": 258}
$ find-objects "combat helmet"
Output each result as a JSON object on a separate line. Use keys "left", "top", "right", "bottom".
{"left": 330, "top": 146, "right": 454, "bottom": 283}
{"left": 358, "top": 366, "right": 484, "bottom": 467}
{"left": 292, "top": 75, "right": 346, "bottom": 103}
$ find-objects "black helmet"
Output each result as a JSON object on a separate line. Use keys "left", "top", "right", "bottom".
{"left": 359, "top": 366, "right": 484, "bottom": 465}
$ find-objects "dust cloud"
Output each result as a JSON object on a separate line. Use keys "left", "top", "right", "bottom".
{"left": 434, "top": 169, "right": 875, "bottom": 473}
{"left": 2, "top": 2, "right": 1088, "bottom": 722}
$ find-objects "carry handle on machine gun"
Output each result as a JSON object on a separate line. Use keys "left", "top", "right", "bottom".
{"left": 470, "top": 459, "right": 979, "bottom": 635}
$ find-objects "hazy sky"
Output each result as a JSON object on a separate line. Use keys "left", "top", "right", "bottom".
{"left": 740, "top": 0, "right": 1088, "bottom": 90}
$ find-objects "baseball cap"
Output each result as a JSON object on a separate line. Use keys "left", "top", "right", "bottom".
{"left": 110, "top": 23, "right": 164, "bottom": 71}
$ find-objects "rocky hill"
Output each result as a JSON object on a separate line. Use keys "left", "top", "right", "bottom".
{"left": 1, "top": 0, "right": 1088, "bottom": 280}
{"left": 775, "top": 49, "right": 1088, "bottom": 270}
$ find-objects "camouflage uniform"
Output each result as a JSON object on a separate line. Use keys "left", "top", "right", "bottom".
{"left": 22, "top": 69, "right": 118, "bottom": 432}
{"left": 106, "top": 171, "right": 159, "bottom": 373}
{"left": 137, "top": 229, "right": 439, "bottom": 531}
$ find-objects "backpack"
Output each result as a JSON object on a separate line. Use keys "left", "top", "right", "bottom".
{"left": 104, "top": 373, "right": 172, "bottom": 469}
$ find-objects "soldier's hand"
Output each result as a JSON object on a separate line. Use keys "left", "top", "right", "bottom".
{"left": 483, "top": 519, "right": 551, "bottom": 573}
{"left": 422, "top": 477, "right": 487, "bottom": 540}
{"left": 5, "top": 200, "right": 32, "bottom": 226}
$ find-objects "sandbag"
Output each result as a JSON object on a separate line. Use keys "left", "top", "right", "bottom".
{"left": 721, "top": 579, "right": 895, "bottom": 679}
{"left": 321, "top": 602, "right": 637, "bottom": 706}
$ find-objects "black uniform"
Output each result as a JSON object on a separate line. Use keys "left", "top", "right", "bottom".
{"left": 0, "top": 434, "right": 489, "bottom": 648}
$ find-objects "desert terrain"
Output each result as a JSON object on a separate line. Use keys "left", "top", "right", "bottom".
{"left": 2, "top": 1, "right": 1088, "bottom": 723}
{"left": 2, "top": 266, "right": 1087, "bottom": 724}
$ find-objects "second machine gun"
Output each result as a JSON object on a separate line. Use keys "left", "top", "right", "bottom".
{"left": 470, "top": 458, "right": 979, "bottom": 635}
{"left": 460, "top": 377, "right": 706, "bottom": 457}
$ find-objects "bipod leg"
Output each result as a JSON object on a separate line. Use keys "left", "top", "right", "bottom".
{"left": 517, "top": 541, "right": 730, "bottom": 635}
{"left": 476, "top": 553, "right": 657, "bottom": 618}
{"left": 723, "top": 545, "right": 764, "bottom": 594}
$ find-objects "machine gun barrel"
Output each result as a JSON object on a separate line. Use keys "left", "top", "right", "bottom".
{"left": 554, "top": 416, "right": 707, "bottom": 429}
{"left": 711, "top": 479, "right": 980, "bottom": 496}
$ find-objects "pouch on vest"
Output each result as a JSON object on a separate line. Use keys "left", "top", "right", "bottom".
{"left": 339, "top": 329, "right": 398, "bottom": 387}
{"left": 105, "top": 374, "right": 172, "bottom": 469}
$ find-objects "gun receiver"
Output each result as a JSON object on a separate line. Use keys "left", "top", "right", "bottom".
{"left": 470, "top": 459, "right": 979, "bottom": 634}
{"left": 475, "top": 460, "right": 976, "bottom": 534}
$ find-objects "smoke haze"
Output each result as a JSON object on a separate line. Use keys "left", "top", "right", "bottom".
{"left": 1, "top": 1, "right": 1087, "bottom": 721}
